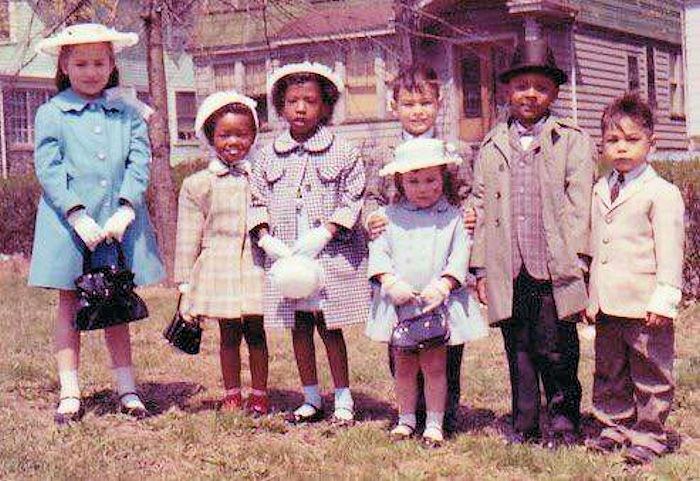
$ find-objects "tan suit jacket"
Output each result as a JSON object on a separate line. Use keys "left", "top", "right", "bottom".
{"left": 469, "top": 116, "right": 595, "bottom": 324}
{"left": 587, "top": 166, "right": 685, "bottom": 319}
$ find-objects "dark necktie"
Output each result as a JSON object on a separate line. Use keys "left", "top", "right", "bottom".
{"left": 610, "top": 172, "right": 625, "bottom": 203}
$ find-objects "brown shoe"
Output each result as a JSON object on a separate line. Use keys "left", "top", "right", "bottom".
{"left": 246, "top": 393, "right": 269, "bottom": 416}
{"left": 624, "top": 445, "right": 657, "bottom": 465}
{"left": 220, "top": 392, "right": 243, "bottom": 412}
{"left": 586, "top": 435, "right": 624, "bottom": 454}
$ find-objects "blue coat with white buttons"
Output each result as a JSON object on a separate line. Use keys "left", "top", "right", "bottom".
{"left": 28, "top": 88, "right": 165, "bottom": 289}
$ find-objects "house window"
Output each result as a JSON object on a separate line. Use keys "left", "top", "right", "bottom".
{"left": 4, "top": 88, "right": 52, "bottom": 147}
{"left": 175, "top": 91, "right": 197, "bottom": 142}
{"left": 243, "top": 60, "right": 268, "bottom": 125}
{"left": 646, "top": 46, "right": 656, "bottom": 109}
{"left": 461, "top": 53, "right": 481, "bottom": 118}
{"left": 214, "top": 63, "right": 236, "bottom": 90}
{"left": 670, "top": 52, "right": 685, "bottom": 118}
{"left": 346, "top": 48, "right": 377, "bottom": 119}
{"left": 627, "top": 55, "right": 640, "bottom": 92}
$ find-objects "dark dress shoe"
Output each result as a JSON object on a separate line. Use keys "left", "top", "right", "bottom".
{"left": 503, "top": 430, "right": 541, "bottom": 445}
{"left": 585, "top": 436, "right": 624, "bottom": 453}
{"left": 623, "top": 445, "right": 657, "bottom": 465}
{"left": 54, "top": 396, "right": 84, "bottom": 426}
{"left": 119, "top": 392, "right": 150, "bottom": 420}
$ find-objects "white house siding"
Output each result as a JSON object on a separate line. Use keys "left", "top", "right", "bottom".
{"left": 685, "top": 3, "right": 700, "bottom": 148}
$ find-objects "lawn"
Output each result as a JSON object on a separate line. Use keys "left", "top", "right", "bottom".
{"left": 1, "top": 256, "right": 699, "bottom": 481}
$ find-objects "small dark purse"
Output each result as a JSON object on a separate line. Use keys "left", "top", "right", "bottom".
{"left": 390, "top": 306, "right": 450, "bottom": 353}
{"left": 74, "top": 243, "right": 149, "bottom": 331}
{"left": 163, "top": 295, "right": 202, "bottom": 355}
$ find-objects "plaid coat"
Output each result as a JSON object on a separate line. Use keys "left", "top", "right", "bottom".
{"left": 249, "top": 126, "right": 370, "bottom": 329}
{"left": 174, "top": 159, "right": 265, "bottom": 319}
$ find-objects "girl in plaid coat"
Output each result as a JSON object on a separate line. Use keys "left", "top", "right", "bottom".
{"left": 174, "top": 91, "right": 269, "bottom": 415}
{"left": 249, "top": 62, "right": 369, "bottom": 424}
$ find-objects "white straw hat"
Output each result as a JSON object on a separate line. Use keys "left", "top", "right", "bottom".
{"left": 379, "top": 138, "right": 462, "bottom": 176}
{"left": 194, "top": 91, "right": 259, "bottom": 144}
{"left": 36, "top": 23, "right": 139, "bottom": 56}
{"left": 267, "top": 61, "right": 344, "bottom": 96}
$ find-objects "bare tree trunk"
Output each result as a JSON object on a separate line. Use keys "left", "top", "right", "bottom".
{"left": 394, "top": 0, "right": 417, "bottom": 67}
{"left": 143, "top": 0, "right": 177, "bottom": 285}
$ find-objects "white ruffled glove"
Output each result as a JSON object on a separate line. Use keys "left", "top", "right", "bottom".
{"left": 67, "top": 210, "right": 105, "bottom": 251}
{"left": 177, "top": 283, "right": 194, "bottom": 321}
{"left": 103, "top": 205, "right": 136, "bottom": 242}
{"left": 420, "top": 277, "right": 452, "bottom": 313}
{"left": 292, "top": 226, "right": 333, "bottom": 258}
{"left": 258, "top": 234, "right": 292, "bottom": 261}
{"left": 381, "top": 274, "right": 419, "bottom": 306}
{"left": 104, "top": 86, "right": 155, "bottom": 121}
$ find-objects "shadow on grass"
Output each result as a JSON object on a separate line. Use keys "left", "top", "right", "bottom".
{"left": 81, "top": 381, "right": 206, "bottom": 417}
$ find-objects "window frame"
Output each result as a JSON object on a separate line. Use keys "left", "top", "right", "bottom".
{"left": 669, "top": 51, "right": 685, "bottom": 120}
{"left": 175, "top": 90, "right": 198, "bottom": 144}
{"left": 4, "top": 87, "right": 53, "bottom": 150}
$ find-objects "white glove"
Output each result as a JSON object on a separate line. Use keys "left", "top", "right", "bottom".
{"left": 382, "top": 274, "right": 418, "bottom": 306}
{"left": 67, "top": 210, "right": 105, "bottom": 251}
{"left": 178, "top": 283, "right": 190, "bottom": 294}
{"left": 103, "top": 205, "right": 136, "bottom": 242}
{"left": 420, "top": 277, "right": 452, "bottom": 313}
{"left": 292, "top": 226, "right": 333, "bottom": 258}
{"left": 258, "top": 234, "right": 292, "bottom": 261}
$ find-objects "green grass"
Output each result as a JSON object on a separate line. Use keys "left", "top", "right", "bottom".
{"left": 1, "top": 257, "right": 699, "bottom": 481}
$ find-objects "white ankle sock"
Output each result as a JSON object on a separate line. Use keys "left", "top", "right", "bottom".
{"left": 302, "top": 384, "right": 322, "bottom": 408}
{"left": 113, "top": 366, "right": 144, "bottom": 409}
{"left": 251, "top": 388, "right": 266, "bottom": 396}
{"left": 426, "top": 411, "right": 444, "bottom": 431}
{"left": 398, "top": 413, "right": 417, "bottom": 430}
{"left": 57, "top": 369, "right": 80, "bottom": 414}
{"left": 225, "top": 387, "right": 242, "bottom": 397}
{"left": 334, "top": 387, "right": 353, "bottom": 411}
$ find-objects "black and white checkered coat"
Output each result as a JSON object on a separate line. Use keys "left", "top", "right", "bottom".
{"left": 249, "top": 126, "right": 370, "bottom": 329}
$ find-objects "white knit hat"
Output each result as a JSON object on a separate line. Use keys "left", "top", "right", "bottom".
{"left": 36, "top": 23, "right": 139, "bottom": 56}
{"left": 194, "top": 91, "right": 259, "bottom": 144}
{"left": 379, "top": 138, "right": 462, "bottom": 176}
{"left": 267, "top": 61, "right": 344, "bottom": 96}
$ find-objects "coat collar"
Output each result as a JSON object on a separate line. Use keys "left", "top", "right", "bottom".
{"left": 52, "top": 88, "right": 124, "bottom": 113}
{"left": 273, "top": 125, "right": 334, "bottom": 154}
{"left": 208, "top": 158, "right": 250, "bottom": 177}
{"left": 486, "top": 115, "right": 562, "bottom": 166}
{"left": 594, "top": 164, "right": 657, "bottom": 209}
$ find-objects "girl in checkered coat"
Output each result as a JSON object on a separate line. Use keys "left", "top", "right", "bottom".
{"left": 249, "top": 62, "right": 369, "bottom": 424}
{"left": 174, "top": 92, "right": 269, "bottom": 415}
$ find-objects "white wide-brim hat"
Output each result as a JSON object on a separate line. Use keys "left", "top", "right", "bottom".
{"left": 379, "top": 138, "right": 462, "bottom": 176}
{"left": 269, "top": 255, "right": 324, "bottom": 300}
{"left": 267, "top": 61, "right": 344, "bottom": 97}
{"left": 36, "top": 23, "right": 139, "bottom": 56}
{"left": 194, "top": 91, "right": 259, "bottom": 144}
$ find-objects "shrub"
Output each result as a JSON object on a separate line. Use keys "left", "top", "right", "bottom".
{"left": 0, "top": 175, "right": 40, "bottom": 255}
{"left": 652, "top": 159, "right": 700, "bottom": 300}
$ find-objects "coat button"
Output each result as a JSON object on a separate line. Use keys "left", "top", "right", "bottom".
{"left": 605, "top": 215, "right": 613, "bottom": 224}
{"left": 97, "top": 152, "right": 106, "bottom": 160}
{"left": 495, "top": 192, "right": 501, "bottom": 199}
{"left": 313, "top": 219, "right": 322, "bottom": 227}
{"left": 499, "top": 164, "right": 505, "bottom": 172}
{"left": 495, "top": 218, "right": 500, "bottom": 227}
{"left": 100, "top": 180, "right": 108, "bottom": 187}
{"left": 94, "top": 126, "right": 102, "bottom": 134}
{"left": 518, "top": 215, "right": 525, "bottom": 221}
{"left": 602, "top": 238, "right": 610, "bottom": 244}
{"left": 601, "top": 258, "right": 608, "bottom": 265}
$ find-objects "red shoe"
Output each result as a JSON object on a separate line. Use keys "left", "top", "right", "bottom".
{"left": 246, "top": 393, "right": 269, "bottom": 416}
{"left": 220, "top": 392, "right": 243, "bottom": 412}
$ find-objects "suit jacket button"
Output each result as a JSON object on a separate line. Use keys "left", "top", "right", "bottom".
{"left": 495, "top": 218, "right": 500, "bottom": 227}
{"left": 605, "top": 216, "right": 613, "bottom": 224}
{"left": 499, "top": 164, "right": 505, "bottom": 172}
{"left": 601, "top": 258, "right": 608, "bottom": 264}
{"left": 602, "top": 238, "right": 610, "bottom": 244}
{"left": 495, "top": 192, "right": 501, "bottom": 199}
{"left": 313, "top": 219, "right": 322, "bottom": 227}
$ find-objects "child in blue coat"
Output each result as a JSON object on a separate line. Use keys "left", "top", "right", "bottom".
{"left": 28, "top": 24, "right": 164, "bottom": 424}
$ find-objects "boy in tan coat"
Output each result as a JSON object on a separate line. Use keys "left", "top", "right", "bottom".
{"left": 469, "top": 38, "right": 594, "bottom": 447}
{"left": 585, "top": 94, "right": 685, "bottom": 465}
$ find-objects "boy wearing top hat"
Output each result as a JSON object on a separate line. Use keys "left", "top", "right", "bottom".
{"left": 469, "top": 38, "right": 595, "bottom": 447}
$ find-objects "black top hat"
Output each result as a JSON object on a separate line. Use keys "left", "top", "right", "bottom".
{"left": 499, "top": 38, "right": 567, "bottom": 85}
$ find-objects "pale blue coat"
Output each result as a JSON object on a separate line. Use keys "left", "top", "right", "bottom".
{"left": 28, "top": 88, "right": 165, "bottom": 289}
{"left": 366, "top": 197, "right": 487, "bottom": 345}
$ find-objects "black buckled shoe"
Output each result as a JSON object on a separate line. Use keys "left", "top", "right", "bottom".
{"left": 54, "top": 396, "right": 84, "bottom": 426}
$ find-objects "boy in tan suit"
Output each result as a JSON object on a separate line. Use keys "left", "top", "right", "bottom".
{"left": 585, "top": 94, "right": 685, "bottom": 465}
{"left": 469, "top": 38, "right": 594, "bottom": 447}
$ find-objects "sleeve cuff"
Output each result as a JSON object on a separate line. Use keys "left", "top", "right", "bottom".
{"left": 247, "top": 207, "right": 270, "bottom": 233}
{"left": 473, "top": 267, "right": 487, "bottom": 280}
{"left": 329, "top": 207, "right": 359, "bottom": 230}
{"left": 646, "top": 283, "right": 682, "bottom": 319}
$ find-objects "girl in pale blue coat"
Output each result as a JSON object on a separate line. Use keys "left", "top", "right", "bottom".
{"left": 28, "top": 24, "right": 164, "bottom": 424}
{"left": 366, "top": 138, "right": 487, "bottom": 445}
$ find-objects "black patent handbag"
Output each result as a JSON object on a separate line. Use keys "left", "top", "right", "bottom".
{"left": 389, "top": 306, "right": 450, "bottom": 353}
{"left": 73, "top": 242, "right": 149, "bottom": 331}
{"left": 163, "top": 295, "right": 202, "bottom": 355}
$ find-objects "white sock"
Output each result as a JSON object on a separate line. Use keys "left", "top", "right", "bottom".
{"left": 225, "top": 387, "right": 242, "bottom": 397}
{"left": 398, "top": 413, "right": 417, "bottom": 430}
{"left": 426, "top": 411, "right": 444, "bottom": 431}
{"left": 57, "top": 369, "right": 80, "bottom": 414}
{"left": 251, "top": 389, "right": 266, "bottom": 396}
{"left": 113, "top": 366, "right": 144, "bottom": 409}
{"left": 334, "top": 387, "right": 353, "bottom": 411}
{"left": 302, "top": 384, "right": 322, "bottom": 408}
